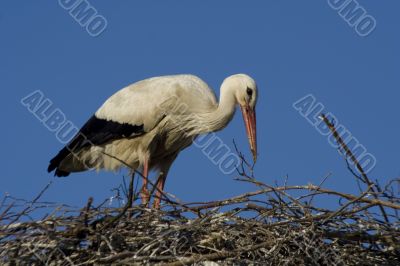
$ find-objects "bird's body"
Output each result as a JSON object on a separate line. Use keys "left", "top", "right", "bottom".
{"left": 48, "top": 74, "right": 258, "bottom": 208}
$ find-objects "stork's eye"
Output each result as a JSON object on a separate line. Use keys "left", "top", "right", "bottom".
{"left": 246, "top": 87, "right": 253, "bottom": 97}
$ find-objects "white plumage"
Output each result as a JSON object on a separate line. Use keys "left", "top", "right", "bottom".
{"left": 48, "top": 74, "right": 258, "bottom": 208}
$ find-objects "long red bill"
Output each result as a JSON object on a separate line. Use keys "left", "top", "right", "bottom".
{"left": 241, "top": 105, "right": 257, "bottom": 162}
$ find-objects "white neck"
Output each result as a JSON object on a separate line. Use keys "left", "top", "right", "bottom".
{"left": 189, "top": 83, "right": 237, "bottom": 135}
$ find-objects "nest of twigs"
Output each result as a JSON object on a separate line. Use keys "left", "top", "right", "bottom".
{"left": 1, "top": 174, "right": 399, "bottom": 266}
{"left": 1, "top": 118, "right": 400, "bottom": 265}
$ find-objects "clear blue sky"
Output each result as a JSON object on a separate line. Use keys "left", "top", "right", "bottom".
{"left": 1, "top": 1, "right": 399, "bottom": 209}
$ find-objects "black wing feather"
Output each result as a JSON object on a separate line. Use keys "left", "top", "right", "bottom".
{"left": 48, "top": 115, "right": 144, "bottom": 177}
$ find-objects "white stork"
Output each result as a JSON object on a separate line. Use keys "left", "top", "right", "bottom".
{"left": 48, "top": 74, "right": 258, "bottom": 208}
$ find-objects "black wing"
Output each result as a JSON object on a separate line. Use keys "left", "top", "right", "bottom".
{"left": 48, "top": 115, "right": 144, "bottom": 177}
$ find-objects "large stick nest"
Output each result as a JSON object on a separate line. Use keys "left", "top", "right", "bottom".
{"left": 1, "top": 118, "right": 399, "bottom": 265}
{"left": 1, "top": 170, "right": 399, "bottom": 265}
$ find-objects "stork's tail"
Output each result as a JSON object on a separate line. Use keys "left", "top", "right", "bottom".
{"left": 48, "top": 147, "right": 71, "bottom": 177}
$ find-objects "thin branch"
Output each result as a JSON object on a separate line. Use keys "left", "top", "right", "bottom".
{"left": 320, "top": 114, "right": 390, "bottom": 223}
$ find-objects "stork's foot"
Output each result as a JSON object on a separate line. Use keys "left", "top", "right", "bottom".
{"left": 140, "top": 186, "right": 150, "bottom": 207}
{"left": 153, "top": 197, "right": 161, "bottom": 209}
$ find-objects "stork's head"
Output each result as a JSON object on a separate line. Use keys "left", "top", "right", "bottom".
{"left": 223, "top": 74, "right": 258, "bottom": 162}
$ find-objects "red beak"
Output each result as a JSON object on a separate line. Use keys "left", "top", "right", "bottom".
{"left": 241, "top": 104, "right": 257, "bottom": 162}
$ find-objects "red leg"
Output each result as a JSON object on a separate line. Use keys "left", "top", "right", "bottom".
{"left": 153, "top": 173, "right": 167, "bottom": 209}
{"left": 153, "top": 155, "right": 176, "bottom": 209}
{"left": 140, "top": 157, "right": 150, "bottom": 207}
